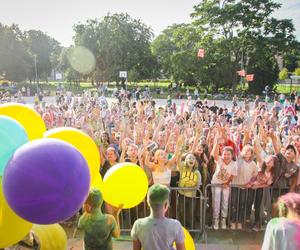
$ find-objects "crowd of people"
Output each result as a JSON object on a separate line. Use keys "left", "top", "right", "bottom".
{"left": 31, "top": 89, "right": 300, "bottom": 224}
{"left": 2, "top": 86, "right": 300, "bottom": 249}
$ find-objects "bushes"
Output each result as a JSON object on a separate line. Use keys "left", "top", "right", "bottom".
{"left": 279, "top": 68, "right": 289, "bottom": 80}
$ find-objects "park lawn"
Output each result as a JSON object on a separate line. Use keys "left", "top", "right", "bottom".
{"left": 275, "top": 84, "right": 300, "bottom": 94}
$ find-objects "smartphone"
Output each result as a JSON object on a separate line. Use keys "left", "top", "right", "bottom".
{"left": 147, "top": 142, "right": 158, "bottom": 152}
{"left": 115, "top": 132, "right": 121, "bottom": 139}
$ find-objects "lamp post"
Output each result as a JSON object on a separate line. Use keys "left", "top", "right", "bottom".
{"left": 34, "top": 55, "right": 38, "bottom": 93}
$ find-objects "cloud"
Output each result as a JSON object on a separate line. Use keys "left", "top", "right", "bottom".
{"left": 273, "top": 0, "right": 300, "bottom": 40}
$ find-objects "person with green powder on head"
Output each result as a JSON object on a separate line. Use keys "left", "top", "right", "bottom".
{"left": 262, "top": 192, "right": 300, "bottom": 250}
{"left": 74, "top": 188, "right": 122, "bottom": 250}
{"left": 131, "top": 184, "right": 186, "bottom": 250}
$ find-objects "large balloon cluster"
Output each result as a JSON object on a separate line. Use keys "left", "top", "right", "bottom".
{"left": 0, "top": 103, "right": 149, "bottom": 249}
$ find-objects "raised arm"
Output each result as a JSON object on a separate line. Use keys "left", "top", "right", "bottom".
{"left": 253, "top": 135, "right": 263, "bottom": 166}
{"left": 242, "top": 125, "right": 250, "bottom": 147}
{"left": 120, "top": 140, "right": 128, "bottom": 163}
{"left": 207, "top": 128, "right": 214, "bottom": 156}
{"left": 192, "top": 123, "right": 202, "bottom": 153}
{"left": 169, "top": 135, "right": 184, "bottom": 166}
{"left": 137, "top": 146, "right": 146, "bottom": 170}
{"left": 269, "top": 129, "right": 281, "bottom": 154}
{"left": 145, "top": 151, "right": 156, "bottom": 171}
{"left": 165, "top": 132, "right": 175, "bottom": 154}
{"left": 111, "top": 204, "right": 123, "bottom": 238}
{"left": 211, "top": 132, "right": 221, "bottom": 162}
{"left": 99, "top": 145, "right": 106, "bottom": 166}
{"left": 152, "top": 117, "right": 165, "bottom": 142}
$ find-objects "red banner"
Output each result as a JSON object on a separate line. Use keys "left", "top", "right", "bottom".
{"left": 237, "top": 70, "right": 246, "bottom": 77}
{"left": 197, "top": 48, "right": 205, "bottom": 58}
{"left": 246, "top": 74, "right": 254, "bottom": 81}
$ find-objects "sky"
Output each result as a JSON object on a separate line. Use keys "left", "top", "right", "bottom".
{"left": 0, "top": 0, "right": 299, "bottom": 47}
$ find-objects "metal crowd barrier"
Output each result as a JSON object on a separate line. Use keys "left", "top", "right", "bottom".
{"left": 118, "top": 184, "right": 300, "bottom": 235}
{"left": 119, "top": 187, "right": 204, "bottom": 234}
{"left": 204, "top": 184, "right": 300, "bottom": 231}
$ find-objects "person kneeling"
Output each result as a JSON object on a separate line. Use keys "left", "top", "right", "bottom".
{"left": 131, "top": 184, "right": 185, "bottom": 250}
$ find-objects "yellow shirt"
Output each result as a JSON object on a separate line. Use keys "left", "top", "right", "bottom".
{"left": 178, "top": 165, "right": 201, "bottom": 198}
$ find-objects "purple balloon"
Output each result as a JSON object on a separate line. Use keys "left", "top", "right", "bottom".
{"left": 3, "top": 138, "right": 90, "bottom": 224}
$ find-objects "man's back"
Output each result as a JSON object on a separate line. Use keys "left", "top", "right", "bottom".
{"left": 79, "top": 212, "right": 116, "bottom": 250}
{"left": 131, "top": 216, "right": 184, "bottom": 250}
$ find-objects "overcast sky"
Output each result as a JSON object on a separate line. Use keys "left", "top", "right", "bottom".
{"left": 1, "top": 0, "right": 299, "bottom": 46}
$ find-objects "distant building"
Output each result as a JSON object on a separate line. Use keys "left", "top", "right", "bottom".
{"left": 50, "top": 70, "right": 64, "bottom": 81}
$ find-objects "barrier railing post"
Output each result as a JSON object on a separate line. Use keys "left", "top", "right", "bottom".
{"left": 118, "top": 185, "right": 299, "bottom": 233}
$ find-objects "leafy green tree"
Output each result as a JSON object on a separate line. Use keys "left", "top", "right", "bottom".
{"left": 191, "top": 0, "right": 297, "bottom": 93}
{"left": 24, "top": 30, "right": 61, "bottom": 82}
{"left": 152, "top": 24, "right": 204, "bottom": 85}
{"left": 0, "top": 23, "right": 31, "bottom": 82}
{"left": 279, "top": 68, "right": 288, "bottom": 80}
{"left": 283, "top": 41, "right": 300, "bottom": 72}
{"left": 73, "top": 13, "right": 156, "bottom": 87}
{"left": 294, "top": 68, "right": 300, "bottom": 76}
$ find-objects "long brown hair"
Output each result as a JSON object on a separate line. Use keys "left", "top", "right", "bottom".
{"left": 261, "top": 156, "right": 276, "bottom": 179}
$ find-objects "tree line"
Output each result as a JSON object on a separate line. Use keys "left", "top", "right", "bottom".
{"left": 0, "top": 0, "right": 300, "bottom": 94}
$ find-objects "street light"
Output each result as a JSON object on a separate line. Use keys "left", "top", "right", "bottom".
{"left": 34, "top": 55, "right": 38, "bottom": 93}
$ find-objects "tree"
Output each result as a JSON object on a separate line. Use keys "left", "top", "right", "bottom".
{"left": 0, "top": 23, "right": 31, "bottom": 82}
{"left": 283, "top": 41, "right": 300, "bottom": 73}
{"left": 152, "top": 24, "right": 205, "bottom": 85}
{"left": 73, "top": 13, "right": 156, "bottom": 87}
{"left": 57, "top": 46, "right": 84, "bottom": 85}
{"left": 24, "top": 30, "right": 61, "bottom": 82}
{"left": 294, "top": 68, "right": 300, "bottom": 76}
{"left": 191, "top": 0, "right": 298, "bottom": 93}
{"left": 279, "top": 68, "right": 288, "bottom": 80}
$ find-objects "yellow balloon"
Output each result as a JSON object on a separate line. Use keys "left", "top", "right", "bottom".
{"left": 182, "top": 227, "right": 195, "bottom": 250}
{"left": 101, "top": 163, "right": 148, "bottom": 209}
{"left": 0, "top": 178, "right": 33, "bottom": 248}
{"left": 172, "top": 227, "right": 195, "bottom": 249}
{"left": 31, "top": 224, "right": 67, "bottom": 250}
{"left": 91, "top": 173, "right": 103, "bottom": 191}
{"left": 44, "top": 127, "right": 100, "bottom": 184}
{"left": 0, "top": 103, "right": 46, "bottom": 141}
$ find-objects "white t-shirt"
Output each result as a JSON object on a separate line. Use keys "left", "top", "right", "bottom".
{"left": 232, "top": 158, "right": 258, "bottom": 185}
{"left": 211, "top": 158, "right": 237, "bottom": 184}
{"left": 131, "top": 217, "right": 184, "bottom": 250}
{"left": 152, "top": 170, "right": 172, "bottom": 186}
{"left": 262, "top": 217, "right": 300, "bottom": 250}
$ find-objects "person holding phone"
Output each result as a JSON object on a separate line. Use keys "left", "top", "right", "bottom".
{"left": 145, "top": 136, "right": 184, "bottom": 187}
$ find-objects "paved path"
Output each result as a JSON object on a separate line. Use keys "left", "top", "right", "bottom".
{"left": 65, "top": 229, "right": 263, "bottom": 250}
{"left": 67, "top": 239, "right": 261, "bottom": 250}
{"left": 22, "top": 96, "right": 257, "bottom": 110}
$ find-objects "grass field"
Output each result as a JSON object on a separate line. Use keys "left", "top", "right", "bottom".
{"left": 275, "top": 84, "right": 300, "bottom": 94}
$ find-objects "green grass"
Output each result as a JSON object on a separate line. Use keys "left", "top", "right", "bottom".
{"left": 275, "top": 84, "right": 300, "bottom": 94}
